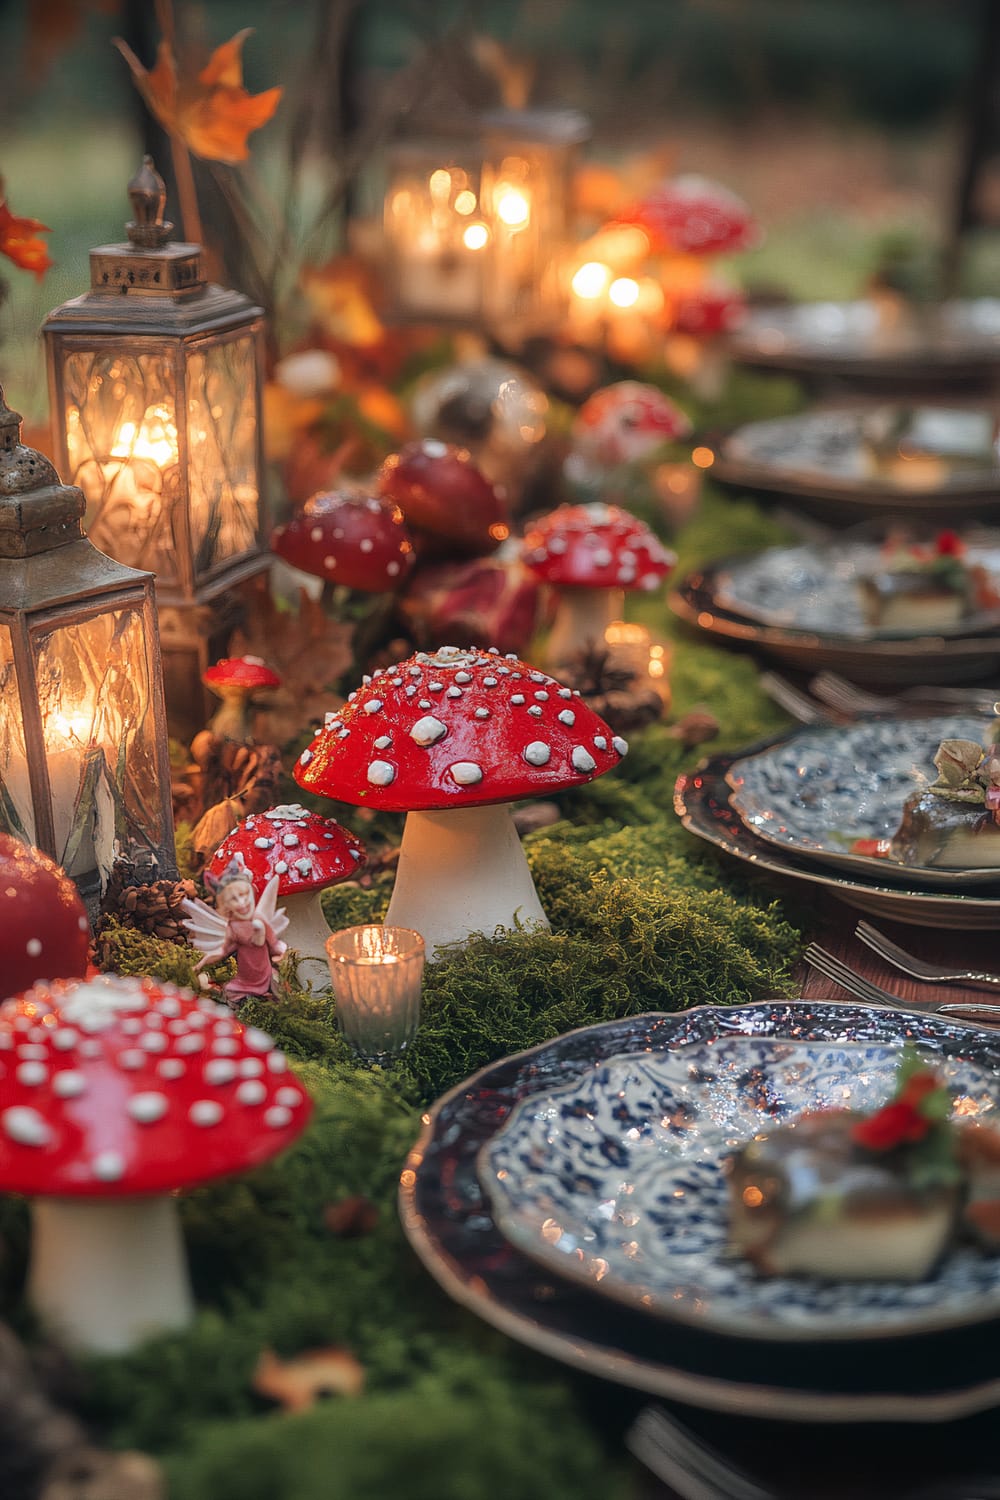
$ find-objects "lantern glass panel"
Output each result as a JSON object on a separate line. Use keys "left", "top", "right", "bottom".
{"left": 0, "top": 623, "right": 35, "bottom": 846}
{"left": 186, "top": 333, "right": 259, "bottom": 580}
{"left": 32, "top": 605, "right": 166, "bottom": 881}
{"left": 62, "top": 349, "right": 181, "bottom": 587}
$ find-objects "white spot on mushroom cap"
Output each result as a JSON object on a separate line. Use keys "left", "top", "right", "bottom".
{"left": 524, "top": 741, "right": 551, "bottom": 766}
{"left": 3, "top": 1106, "right": 50, "bottom": 1146}
{"left": 558, "top": 709, "right": 576, "bottom": 727}
{"left": 364, "top": 699, "right": 383, "bottom": 714}
{"left": 374, "top": 735, "right": 391, "bottom": 750}
{"left": 190, "top": 1100, "right": 223, "bottom": 1127}
{"left": 205, "top": 1058, "right": 238, "bottom": 1086}
{"left": 528, "top": 706, "right": 543, "bottom": 718}
{"left": 572, "top": 746, "right": 597, "bottom": 773}
{"left": 387, "top": 561, "right": 400, "bottom": 577}
{"left": 534, "top": 690, "right": 549, "bottom": 701}
{"left": 511, "top": 694, "right": 525, "bottom": 705}
{"left": 282, "top": 833, "right": 299, "bottom": 847}
{"left": 299, "top": 749, "right": 313, "bottom": 765}
{"left": 237, "top": 1079, "right": 268, "bottom": 1106}
{"left": 92, "top": 1151, "right": 125, "bottom": 1182}
{"left": 613, "top": 736, "right": 629, "bottom": 756}
{"left": 128, "top": 1092, "right": 169, "bottom": 1124}
{"left": 159, "top": 1058, "right": 186, "bottom": 1080}
{"left": 52, "top": 1070, "right": 86, "bottom": 1098}
{"left": 17, "top": 1044, "right": 45, "bottom": 1061}
{"left": 324, "top": 555, "right": 337, "bottom": 570}
{"left": 26, "top": 938, "right": 41, "bottom": 957}
{"left": 176, "top": 1033, "right": 206, "bottom": 1055}
{"left": 265, "top": 1105, "right": 293, "bottom": 1129}
{"left": 475, "top": 708, "right": 490, "bottom": 720}
{"left": 410, "top": 715, "right": 447, "bottom": 747}
{"left": 244, "top": 1028, "right": 273, "bottom": 1053}
{"left": 593, "top": 734, "right": 607, "bottom": 751}
{"left": 449, "top": 762, "right": 483, "bottom": 786}
{"left": 267, "top": 1051, "right": 288, "bottom": 1073}
{"left": 360, "top": 538, "right": 374, "bottom": 553}
{"left": 367, "top": 760, "right": 396, "bottom": 787}
{"left": 52, "top": 1028, "right": 78, "bottom": 1051}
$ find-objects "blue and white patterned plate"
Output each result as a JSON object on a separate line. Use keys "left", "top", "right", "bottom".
{"left": 479, "top": 1035, "right": 1000, "bottom": 1341}
{"left": 726, "top": 714, "right": 1000, "bottom": 888}
{"left": 714, "top": 537, "right": 1000, "bottom": 640}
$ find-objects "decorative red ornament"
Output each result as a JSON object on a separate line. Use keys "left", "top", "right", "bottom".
{"left": 378, "top": 440, "right": 510, "bottom": 558}
{"left": 272, "top": 489, "right": 414, "bottom": 593}
{"left": 0, "top": 836, "right": 90, "bottom": 1000}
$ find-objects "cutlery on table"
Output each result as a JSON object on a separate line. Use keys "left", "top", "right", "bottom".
{"left": 801, "top": 944, "right": 1000, "bottom": 1026}
{"left": 627, "top": 1406, "right": 776, "bottom": 1500}
{"left": 809, "top": 672, "right": 998, "bottom": 719}
{"left": 758, "top": 672, "right": 839, "bottom": 725}
{"left": 855, "top": 920, "right": 1000, "bottom": 991}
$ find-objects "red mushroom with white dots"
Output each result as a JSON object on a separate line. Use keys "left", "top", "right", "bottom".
{"left": 206, "top": 805, "right": 367, "bottom": 989}
{"left": 0, "top": 836, "right": 90, "bottom": 999}
{"left": 0, "top": 974, "right": 310, "bottom": 1353}
{"left": 521, "top": 502, "right": 676, "bottom": 668}
{"left": 294, "top": 645, "right": 627, "bottom": 954}
{"left": 202, "top": 656, "right": 281, "bottom": 742}
{"left": 271, "top": 488, "right": 415, "bottom": 596}
{"left": 619, "top": 175, "right": 760, "bottom": 258}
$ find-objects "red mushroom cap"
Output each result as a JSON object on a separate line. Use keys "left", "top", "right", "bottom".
{"left": 378, "top": 440, "right": 510, "bottom": 557}
{"left": 271, "top": 489, "right": 414, "bottom": 593}
{"left": 619, "top": 175, "right": 759, "bottom": 257}
{"left": 671, "top": 283, "right": 747, "bottom": 337}
{"left": 206, "top": 804, "right": 366, "bottom": 896}
{"left": 0, "top": 836, "right": 90, "bottom": 1000}
{"left": 522, "top": 503, "right": 676, "bottom": 593}
{"left": 0, "top": 975, "right": 311, "bottom": 1197}
{"left": 202, "top": 656, "right": 281, "bottom": 693}
{"left": 294, "top": 645, "right": 627, "bottom": 812}
{"left": 572, "top": 382, "right": 691, "bottom": 468}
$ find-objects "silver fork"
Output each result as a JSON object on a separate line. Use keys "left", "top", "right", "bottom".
{"left": 758, "top": 672, "right": 838, "bottom": 725}
{"left": 802, "top": 943, "right": 1000, "bottom": 1025}
{"left": 810, "top": 671, "right": 999, "bottom": 719}
{"left": 855, "top": 920, "right": 1000, "bottom": 991}
{"left": 626, "top": 1406, "right": 776, "bottom": 1500}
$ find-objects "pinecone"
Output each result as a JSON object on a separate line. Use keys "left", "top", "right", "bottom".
{"left": 97, "top": 857, "right": 198, "bottom": 945}
{"left": 557, "top": 643, "right": 664, "bottom": 733}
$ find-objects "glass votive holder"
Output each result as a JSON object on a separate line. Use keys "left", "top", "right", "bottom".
{"left": 325, "top": 925, "right": 425, "bottom": 1064}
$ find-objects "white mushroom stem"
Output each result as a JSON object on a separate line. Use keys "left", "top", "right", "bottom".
{"left": 207, "top": 686, "right": 254, "bottom": 742}
{"left": 28, "top": 1196, "right": 194, "bottom": 1354}
{"left": 545, "top": 586, "right": 625, "bottom": 670}
{"left": 281, "top": 889, "right": 335, "bottom": 990}
{"left": 385, "top": 804, "right": 549, "bottom": 957}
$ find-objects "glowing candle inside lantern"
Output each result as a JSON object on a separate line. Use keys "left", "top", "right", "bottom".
{"left": 44, "top": 710, "right": 98, "bottom": 875}
{"left": 325, "top": 925, "right": 425, "bottom": 1062}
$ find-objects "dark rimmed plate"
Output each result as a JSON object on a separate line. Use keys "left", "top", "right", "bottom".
{"left": 400, "top": 1005, "right": 1000, "bottom": 1421}
{"left": 669, "top": 561, "right": 1000, "bottom": 685}
{"left": 714, "top": 408, "right": 1000, "bottom": 525}
{"left": 674, "top": 734, "right": 1000, "bottom": 928}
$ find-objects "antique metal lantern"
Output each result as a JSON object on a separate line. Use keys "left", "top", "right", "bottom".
{"left": 42, "top": 158, "right": 268, "bottom": 731}
{"left": 383, "top": 108, "right": 588, "bottom": 330}
{"left": 0, "top": 388, "right": 176, "bottom": 905}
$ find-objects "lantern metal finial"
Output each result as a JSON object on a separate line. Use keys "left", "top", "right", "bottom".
{"left": 0, "top": 388, "right": 81, "bottom": 560}
{"left": 126, "top": 156, "right": 173, "bottom": 249}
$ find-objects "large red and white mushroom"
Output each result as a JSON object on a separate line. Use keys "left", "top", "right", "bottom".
{"left": 271, "top": 488, "right": 415, "bottom": 597}
{"left": 202, "top": 656, "right": 281, "bottom": 742}
{"left": 0, "top": 836, "right": 90, "bottom": 999}
{"left": 378, "top": 439, "right": 510, "bottom": 559}
{"left": 206, "top": 804, "right": 367, "bottom": 989}
{"left": 521, "top": 503, "right": 676, "bottom": 668}
{"left": 293, "top": 645, "right": 626, "bottom": 954}
{"left": 619, "top": 175, "right": 760, "bottom": 258}
{"left": 0, "top": 974, "right": 310, "bottom": 1353}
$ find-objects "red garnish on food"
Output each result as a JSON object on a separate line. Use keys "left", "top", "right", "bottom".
{"left": 935, "top": 530, "right": 964, "bottom": 558}
{"left": 849, "top": 837, "right": 892, "bottom": 859}
{"left": 850, "top": 1067, "right": 940, "bottom": 1152}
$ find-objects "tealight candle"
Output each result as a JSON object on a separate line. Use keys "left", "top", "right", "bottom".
{"left": 325, "top": 925, "right": 425, "bottom": 1063}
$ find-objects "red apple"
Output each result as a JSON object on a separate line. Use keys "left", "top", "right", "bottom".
{"left": 378, "top": 440, "right": 510, "bottom": 559}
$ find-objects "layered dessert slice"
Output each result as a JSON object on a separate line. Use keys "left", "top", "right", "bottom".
{"left": 855, "top": 531, "right": 997, "bottom": 633}
{"left": 726, "top": 1050, "right": 964, "bottom": 1281}
{"left": 890, "top": 736, "right": 1000, "bottom": 870}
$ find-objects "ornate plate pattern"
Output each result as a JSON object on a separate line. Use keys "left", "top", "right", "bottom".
{"left": 480, "top": 1036, "right": 1000, "bottom": 1340}
{"left": 714, "top": 539, "right": 1000, "bottom": 639}
{"left": 726, "top": 714, "right": 1000, "bottom": 888}
{"left": 400, "top": 1005, "right": 1000, "bottom": 1422}
{"left": 673, "top": 735, "right": 1000, "bottom": 927}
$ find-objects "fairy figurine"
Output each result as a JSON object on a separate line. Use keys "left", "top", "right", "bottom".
{"left": 182, "top": 855, "right": 288, "bottom": 1004}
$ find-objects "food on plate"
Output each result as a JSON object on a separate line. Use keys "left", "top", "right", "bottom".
{"left": 726, "top": 1048, "right": 1000, "bottom": 1279}
{"left": 855, "top": 530, "right": 1000, "bottom": 632}
{"left": 861, "top": 406, "right": 997, "bottom": 490}
{"left": 890, "top": 736, "right": 1000, "bottom": 869}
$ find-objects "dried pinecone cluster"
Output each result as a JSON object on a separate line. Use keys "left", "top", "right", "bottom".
{"left": 558, "top": 642, "right": 664, "bottom": 733}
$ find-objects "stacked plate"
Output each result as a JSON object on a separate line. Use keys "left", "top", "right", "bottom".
{"left": 401, "top": 1003, "right": 1000, "bottom": 1426}
{"left": 670, "top": 532, "right": 1000, "bottom": 684}
{"left": 676, "top": 713, "right": 1000, "bottom": 928}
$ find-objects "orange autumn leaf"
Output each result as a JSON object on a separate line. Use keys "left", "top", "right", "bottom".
{"left": 115, "top": 28, "right": 281, "bottom": 165}
{"left": 0, "top": 187, "right": 52, "bottom": 279}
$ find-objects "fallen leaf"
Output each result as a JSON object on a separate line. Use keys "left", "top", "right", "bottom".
{"left": 253, "top": 1346, "right": 365, "bottom": 1411}
{"left": 323, "top": 1195, "right": 379, "bottom": 1238}
{"left": 0, "top": 186, "right": 52, "bottom": 279}
{"left": 115, "top": 29, "right": 281, "bottom": 165}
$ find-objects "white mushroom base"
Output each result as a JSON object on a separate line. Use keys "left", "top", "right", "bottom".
{"left": 545, "top": 587, "right": 625, "bottom": 671}
{"left": 282, "top": 890, "right": 334, "bottom": 991}
{"left": 385, "top": 804, "right": 549, "bottom": 957}
{"left": 29, "top": 1196, "right": 194, "bottom": 1354}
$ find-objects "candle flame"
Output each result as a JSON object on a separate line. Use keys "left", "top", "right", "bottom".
{"left": 110, "top": 404, "right": 178, "bottom": 468}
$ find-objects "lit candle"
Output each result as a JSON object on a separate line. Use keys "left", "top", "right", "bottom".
{"left": 44, "top": 712, "right": 98, "bottom": 876}
{"left": 325, "top": 925, "right": 425, "bottom": 1063}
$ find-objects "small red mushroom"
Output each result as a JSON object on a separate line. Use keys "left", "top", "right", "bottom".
{"left": 672, "top": 283, "right": 747, "bottom": 336}
{"left": 294, "top": 645, "right": 626, "bottom": 954}
{"left": 271, "top": 489, "right": 415, "bottom": 596}
{"left": 571, "top": 382, "right": 692, "bottom": 470}
{"left": 206, "top": 804, "right": 367, "bottom": 989}
{"left": 0, "top": 973, "right": 311, "bottom": 1352}
{"left": 521, "top": 503, "right": 676, "bottom": 668}
{"left": 202, "top": 656, "right": 281, "bottom": 742}
{"left": 0, "top": 836, "right": 90, "bottom": 999}
{"left": 378, "top": 439, "right": 511, "bottom": 559}
{"left": 619, "top": 175, "right": 760, "bottom": 257}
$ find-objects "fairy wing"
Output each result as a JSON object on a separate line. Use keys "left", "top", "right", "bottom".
{"left": 254, "top": 873, "right": 289, "bottom": 940}
{"left": 180, "top": 896, "right": 229, "bottom": 956}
